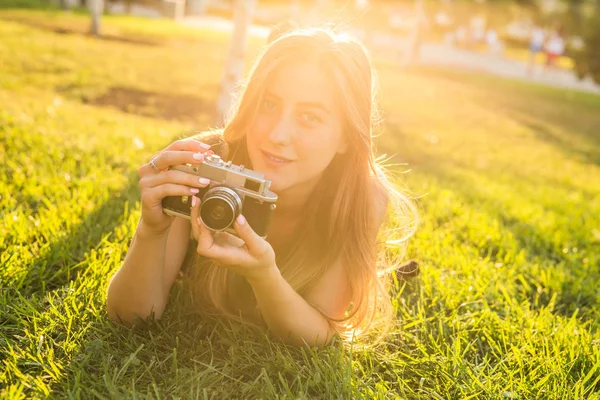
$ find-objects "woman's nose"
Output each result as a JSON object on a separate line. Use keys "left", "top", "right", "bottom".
{"left": 268, "top": 115, "right": 294, "bottom": 145}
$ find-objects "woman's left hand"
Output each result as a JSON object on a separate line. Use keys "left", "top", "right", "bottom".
{"left": 189, "top": 196, "right": 279, "bottom": 284}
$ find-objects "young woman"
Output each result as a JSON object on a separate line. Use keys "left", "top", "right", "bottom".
{"left": 106, "top": 28, "right": 418, "bottom": 347}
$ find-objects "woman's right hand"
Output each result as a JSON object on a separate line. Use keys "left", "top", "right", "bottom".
{"left": 137, "top": 138, "right": 212, "bottom": 236}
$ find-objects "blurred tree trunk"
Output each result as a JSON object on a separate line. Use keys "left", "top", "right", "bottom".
{"left": 583, "top": 8, "right": 600, "bottom": 84}
{"left": 406, "top": 0, "right": 425, "bottom": 66}
{"left": 215, "top": 0, "right": 256, "bottom": 128}
{"left": 564, "top": 0, "right": 584, "bottom": 34}
{"left": 571, "top": 1, "right": 600, "bottom": 83}
{"left": 90, "top": 0, "right": 103, "bottom": 36}
{"left": 189, "top": 0, "right": 207, "bottom": 15}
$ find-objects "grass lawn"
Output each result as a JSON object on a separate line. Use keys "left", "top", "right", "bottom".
{"left": 1, "top": 8, "right": 600, "bottom": 399}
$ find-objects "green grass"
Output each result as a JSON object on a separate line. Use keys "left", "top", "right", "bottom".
{"left": 1, "top": 10, "right": 600, "bottom": 399}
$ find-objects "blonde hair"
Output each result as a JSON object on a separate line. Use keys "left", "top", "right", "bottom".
{"left": 187, "top": 28, "right": 418, "bottom": 343}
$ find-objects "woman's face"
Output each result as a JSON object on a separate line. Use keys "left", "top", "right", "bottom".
{"left": 246, "top": 61, "right": 347, "bottom": 194}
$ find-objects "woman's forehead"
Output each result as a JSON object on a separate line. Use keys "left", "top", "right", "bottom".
{"left": 264, "top": 62, "right": 337, "bottom": 108}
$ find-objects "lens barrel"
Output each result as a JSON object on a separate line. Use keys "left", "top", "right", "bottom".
{"left": 199, "top": 186, "right": 242, "bottom": 231}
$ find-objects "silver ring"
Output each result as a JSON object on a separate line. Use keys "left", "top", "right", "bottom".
{"left": 150, "top": 157, "right": 160, "bottom": 171}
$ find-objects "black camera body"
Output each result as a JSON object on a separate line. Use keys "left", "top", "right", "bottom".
{"left": 162, "top": 155, "right": 277, "bottom": 238}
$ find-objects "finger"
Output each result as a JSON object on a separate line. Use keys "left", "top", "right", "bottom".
{"left": 195, "top": 216, "right": 216, "bottom": 254}
{"left": 190, "top": 195, "right": 201, "bottom": 241}
{"left": 143, "top": 184, "right": 202, "bottom": 208}
{"left": 194, "top": 221, "right": 243, "bottom": 263}
{"left": 198, "top": 238, "right": 249, "bottom": 266}
{"left": 213, "top": 231, "right": 245, "bottom": 248}
{"left": 159, "top": 149, "right": 209, "bottom": 166}
{"left": 140, "top": 137, "right": 212, "bottom": 176}
{"left": 233, "top": 215, "right": 269, "bottom": 257}
{"left": 142, "top": 169, "right": 211, "bottom": 190}
{"left": 166, "top": 138, "right": 211, "bottom": 153}
{"left": 141, "top": 150, "right": 208, "bottom": 176}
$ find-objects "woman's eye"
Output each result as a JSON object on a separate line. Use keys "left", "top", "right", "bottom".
{"left": 263, "top": 100, "right": 276, "bottom": 111}
{"left": 301, "top": 112, "right": 321, "bottom": 124}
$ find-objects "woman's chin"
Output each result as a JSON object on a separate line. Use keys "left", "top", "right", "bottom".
{"left": 254, "top": 166, "right": 297, "bottom": 194}
{"left": 267, "top": 180, "right": 288, "bottom": 194}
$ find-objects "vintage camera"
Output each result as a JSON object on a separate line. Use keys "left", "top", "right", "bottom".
{"left": 162, "top": 154, "right": 277, "bottom": 238}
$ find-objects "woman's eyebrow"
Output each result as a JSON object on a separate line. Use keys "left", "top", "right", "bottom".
{"left": 264, "top": 92, "right": 281, "bottom": 100}
{"left": 265, "top": 92, "right": 331, "bottom": 114}
{"left": 298, "top": 101, "right": 331, "bottom": 114}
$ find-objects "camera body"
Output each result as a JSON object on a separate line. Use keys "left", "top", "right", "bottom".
{"left": 162, "top": 155, "right": 277, "bottom": 238}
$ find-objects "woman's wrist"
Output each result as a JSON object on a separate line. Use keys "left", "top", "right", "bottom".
{"left": 136, "top": 219, "right": 170, "bottom": 241}
{"left": 247, "top": 263, "right": 282, "bottom": 291}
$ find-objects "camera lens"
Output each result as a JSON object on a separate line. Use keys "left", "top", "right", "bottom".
{"left": 210, "top": 204, "right": 227, "bottom": 220}
{"left": 200, "top": 186, "right": 242, "bottom": 231}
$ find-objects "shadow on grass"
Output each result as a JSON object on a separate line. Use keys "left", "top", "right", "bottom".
{"left": 404, "top": 67, "right": 600, "bottom": 167}
{"left": 0, "top": 0, "right": 57, "bottom": 10}
{"left": 377, "top": 124, "right": 598, "bottom": 321}
{"left": 0, "top": 15, "right": 161, "bottom": 46}
{"left": 510, "top": 112, "right": 600, "bottom": 166}
{"left": 18, "top": 129, "right": 209, "bottom": 297}
{"left": 17, "top": 127, "right": 210, "bottom": 298}
{"left": 84, "top": 86, "right": 216, "bottom": 123}
{"left": 15, "top": 170, "right": 140, "bottom": 297}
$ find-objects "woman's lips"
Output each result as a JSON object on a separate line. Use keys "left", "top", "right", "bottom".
{"left": 261, "top": 150, "right": 294, "bottom": 166}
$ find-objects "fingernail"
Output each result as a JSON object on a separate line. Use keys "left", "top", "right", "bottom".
{"left": 190, "top": 188, "right": 200, "bottom": 194}
{"left": 206, "top": 150, "right": 215, "bottom": 156}
{"left": 236, "top": 214, "right": 246, "bottom": 225}
{"left": 193, "top": 153, "right": 204, "bottom": 160}
{"left": 199, "top": 178, "right": 210, "bottom": 185}
{"left": 192, "top": 196, "right": 197, "bottom": 207}
{"left": 199, "top": 142, "right": 211, "bottom": 150}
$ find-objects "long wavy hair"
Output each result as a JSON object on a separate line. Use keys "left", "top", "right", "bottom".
{"left": 187, "top": 28, "right": 418, "bottom": 342}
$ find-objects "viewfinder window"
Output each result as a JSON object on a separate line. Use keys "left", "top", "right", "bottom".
{"left": 244, "top": 179, "right": 261, "bottom": 192}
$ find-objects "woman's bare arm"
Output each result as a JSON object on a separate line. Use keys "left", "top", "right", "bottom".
{"left": 105, "top": 137, "right": 212, "bottom": 325}
{"left": 250, "top": 259, "right": 351, "bottom": 347}
{"left": 106, "top": 217, "right": 190, "bottom": 325}
{"left": 252, "top": 187, "right": 387, "bottom": 346}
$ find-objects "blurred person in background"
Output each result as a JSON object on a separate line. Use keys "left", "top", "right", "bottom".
{"left": 455, "top": 24, "right": 468, "bottom": 47}
{"left": 469, "top": 14, "right": 486, "bottom": 48}
{"left": 528, "top": 25, "right": 546, "bottom": 75}
{"left": 485, "top": 28, "right": 503, "bottom": 56}
{"left": 545, "top": 28, "right": 565, "bottom": 69}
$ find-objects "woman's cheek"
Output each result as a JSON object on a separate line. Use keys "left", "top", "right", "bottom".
{"left": 248, "top": 117, "right": 270, "bottom": 143}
